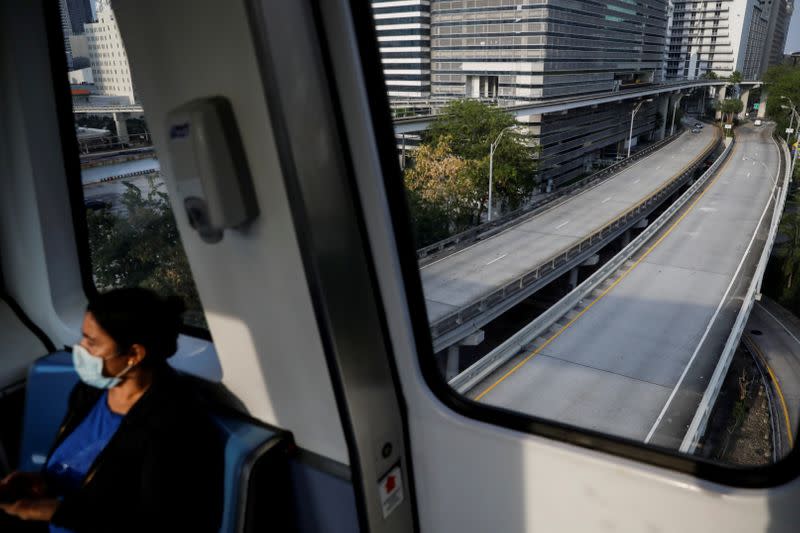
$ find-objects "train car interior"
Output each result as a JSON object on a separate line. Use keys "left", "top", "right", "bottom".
{"left": 0, "top": 0, "right": 799, "bottom": 531}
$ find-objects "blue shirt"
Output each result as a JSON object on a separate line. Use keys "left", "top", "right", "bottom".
{"left": 45, "top": 391, "right": 123, "bottom": 533}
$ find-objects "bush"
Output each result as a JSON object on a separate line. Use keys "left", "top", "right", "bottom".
{"left": 86, "top": 176, "right": 206, "bottom": 329}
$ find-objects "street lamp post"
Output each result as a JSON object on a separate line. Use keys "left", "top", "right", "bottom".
{"left": 488, "top": 125, "right": 515, "bottom": 222}
{"left": 628, "top": 99, "right": 653, "bottom": 158}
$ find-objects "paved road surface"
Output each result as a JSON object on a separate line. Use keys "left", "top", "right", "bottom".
{"left": 478, "top": 125, "right": 780, "bottom": 448}
{"left": 421, "top": 126, "right": 718, "bottom": 324}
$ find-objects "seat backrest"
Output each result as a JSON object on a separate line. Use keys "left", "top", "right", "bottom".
{"left": 19, "top": 352, "right": 288, "bottom": 533}
{"left": 19, "top": 351, "right": 77, "bottom": 471}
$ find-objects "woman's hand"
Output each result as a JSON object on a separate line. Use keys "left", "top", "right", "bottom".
{"left": 0, "top": 471, "right": 47, "bottom": 502}
{"left": 0, "top": 498, "right": 60, "bottom": 521}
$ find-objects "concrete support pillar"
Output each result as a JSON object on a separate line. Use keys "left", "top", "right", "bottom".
{"left": 656, "top": 95, "right": 670, "bottom": 140}
{"left": 113, "top": 112, "right": 130, "bottom": 145}
{"left": 739, "top": 89, "right": 750, "bottom": 120}
{"left": 568, "top": 267, "right": 579, "bottom": 290}
{"left": 757, "top": 88, "right": 768, "bottom": 119}
{"left": 621, "top": 229, "right": 631, "bottom": 248}
{"left": 715, "top": 85, "right": 727, "bottom": 120}
{"left": 581, "top": 254, "right": 600, "bottom": 266}
{"left": 446, "top": 346, "right": 460, "bottom": 381}
{"left": 445, "top": 330, "right": 485, "bottom": 380}
{"left": 669, "top": 94, "right": 684, "bottom": 136}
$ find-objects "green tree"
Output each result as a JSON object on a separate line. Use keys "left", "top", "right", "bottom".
{"left": 763, "top": 64, "right": 800, "bottom": 142}
{"left": 86, "top": 176, "right": 206, "bottom": 328}
{"left": 714, "top": 98, "right": 743, "bottom": 123}
{"left": 422, "top": 100, "right": 538, "bottom": 212}
{"left": 701, "top": 71, "right": 719, "bottom": 80}
{"left": 728, "top": 70, "right": 743, "bottom": 84}
{"left": 404, "top": 136, "right": 484, "bottom": 233}
{"left": 777, "top": 210, "right": 800, "bottom": 302}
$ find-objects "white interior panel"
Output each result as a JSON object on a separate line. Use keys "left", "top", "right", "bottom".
{"left": 113, "top": 0, "right": 348, "bottom": 464}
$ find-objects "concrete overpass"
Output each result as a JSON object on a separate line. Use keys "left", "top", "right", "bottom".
{"left": 422, "top": 125, "right": 721, "bottom": 355}
{"left": 472, "top": 124, "right": 784, "bottom": 451}
{"left": 394, "top": 80, "right": 763, "bottom": 134}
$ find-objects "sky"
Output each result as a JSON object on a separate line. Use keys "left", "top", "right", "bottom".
{"left": 787, "top": 2, "right": 800, "bottom": 53}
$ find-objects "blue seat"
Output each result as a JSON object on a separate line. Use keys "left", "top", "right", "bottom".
{"left": 18, "top": 351, "right": 285, "bottom": 532}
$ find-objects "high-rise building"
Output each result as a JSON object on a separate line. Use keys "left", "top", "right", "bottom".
{"left": 665, "top": 0, "right": 786, "bottom": 80}
{"left": 371, "top": 0, "right": 431, "bottom": 99}
{"left": 761, "top": 0, "right": 793, "bottom": 71}
{"left": 428, "top": 0, "right": 668, "bottom": 186}
{"left": 66, "top": 0, "right": 94, "bottom": 35}
{"left": 58, "top": 0, "right": 73, "bottom": 69}
{"left": 85, "top": 5, "right": 136, "bottom": 104}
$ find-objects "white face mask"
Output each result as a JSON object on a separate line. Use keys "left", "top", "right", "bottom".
{"left": 72, "top": 344, "right": 134, "bottom": 389}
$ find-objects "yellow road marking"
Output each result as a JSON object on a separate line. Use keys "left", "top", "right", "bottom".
{"left": 745, "top": 334, "right": 794, "bottom": 448}
{"left": 475, "top": 137, "right": 734, "bottom": 402}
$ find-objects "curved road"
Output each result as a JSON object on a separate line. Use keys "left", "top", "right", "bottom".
{"left": 476, "top": 125, "right": 781, "bottom": 449}
{"left": 421, "top": 126, "right": 718, "bottom": 324}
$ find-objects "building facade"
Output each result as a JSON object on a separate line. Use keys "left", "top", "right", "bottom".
{"left": 65, "top": 0, "right": 94, "bottom": 35}
{"left": 372, "top": 0, "right": 431, "bottom": 99}
{"left": 85, "top": 6, "right": 136, "bottom": 104}
{"left": 427, "top": 0, "right": 667, "bottom": 185}
{"left": 665, "top": 0, "right": 789, "bottom": 80}
{"left": 761, "top": 0, "right": 793, "bottom": 71}
{"left": 58, "top": 0, "right": 73, "bottom": 69}
{"left": 430, "top": 0, "right": 668, "bottom": 102}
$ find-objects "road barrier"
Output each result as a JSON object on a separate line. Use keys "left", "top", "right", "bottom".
{"left": 679, "top": 135, "right": 790, "bottom": 454}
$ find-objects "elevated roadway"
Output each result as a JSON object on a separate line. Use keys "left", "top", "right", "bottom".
{"left": 422, "top": 125, "right": 720, "bottom": 351}
{"left": 474, "top": 125, "right": 781, "bottom": 448}
{"left": 394, "top": 80, "right": 762, "bottom": 134}
{"left": 744, "top": 298, "right": 800, "bottom": 458}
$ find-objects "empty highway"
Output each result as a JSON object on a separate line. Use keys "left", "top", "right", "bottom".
{"left": 475, "top": 125, "right": 781, "bottom": 447}
{"left": 421, "top": 126, "right": 719, "bottom": 326}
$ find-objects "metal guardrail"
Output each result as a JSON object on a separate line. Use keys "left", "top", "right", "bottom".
{"left": 450, "top": 131, "right": 733, "bottom": 395}
{"left": 679, "top": 136, "right": 790, "bottom": 454}
{"left": 73, "top": 104, "right": 145, "bottom": 114}
{"left": 83, "top": 168, "right": 160, "bottom": 186}
{"left": 418, "top": 130, "right": 684, "bottom": 262}
{"left": 430, "top": 129, "right": 722, "bottom": 352}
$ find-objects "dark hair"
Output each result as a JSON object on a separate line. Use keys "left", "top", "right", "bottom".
{"left": 87, "top": 288, "right": 186, "bottom": 366}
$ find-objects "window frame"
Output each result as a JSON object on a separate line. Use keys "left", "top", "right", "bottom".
{"left": 352, "top": 0, "right": 800, "bottom": 488}
{"left": 46, "top": 0, "right": 212, "bottom": 343}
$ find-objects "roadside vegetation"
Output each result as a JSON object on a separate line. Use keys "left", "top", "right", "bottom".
{"left": 404, "top": 100, "right": 539, "bottom": 247}
{"left": 86, "top": 176, "right": 206, "bottom": 329}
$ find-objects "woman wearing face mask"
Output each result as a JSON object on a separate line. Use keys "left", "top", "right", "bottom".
{"left": 0, "top": 288, "right": 223, "bottom": 532}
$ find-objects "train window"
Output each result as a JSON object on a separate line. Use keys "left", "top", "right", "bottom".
{"left": 371, "top": 1, "right": 797, "bottom": 473}
{"left": 60, "top": 3, "right": 207, "bottom": 331}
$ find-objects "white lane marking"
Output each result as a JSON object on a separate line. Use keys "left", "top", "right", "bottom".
{"left": 747, "top": 172, "right": 751, "bottom": 177}
{"left": 753, "top": 160, "right": 756, "bottom": 165}
{"left": 756, "top": 303, "right": 800, "bottom": 348}
{"left": 601, "top": 196, "right": 613, "bottom": 204}
{"left": 485, "top": 254, "right": 508, "bottom": 266}
{"left": 555, "top": 220, "right": 571, "bottom": 230}
{"left": 633, "top": 179, "right": 641, "bottom": 184}
{"left": 644, "top": 140, "right": 780, "bottom": 444}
